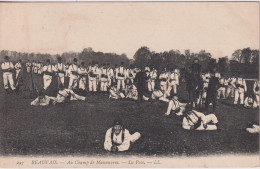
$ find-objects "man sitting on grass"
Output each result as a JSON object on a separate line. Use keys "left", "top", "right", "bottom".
{"left": 104, "top": 119, "right": 141, "bottom": 152}
{"left": 164, "top": 94, "right": 186, "bottom": 116}
{"left": 30, "top": 90, "right": 56, "bottom": 106}
{"left": 31, "top": 85, "right": 86, "bottom": 106}
{"left": 109, "top": 85, "right": 125, "bottom": 99}
{"left": 151, "top": 89, "right": 169, "bottom": 102}
{"left": 125, "top": 83, "right": 149, "bottom": 101}
{"left": 182, "top": 104, "right": 219, "bottom": 130}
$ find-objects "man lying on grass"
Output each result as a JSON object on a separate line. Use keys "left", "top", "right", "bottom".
{"left": 104, "top": 119, "right": 141, "bottom": 152}
{"left": 182, "top": 104, "right": 219, "bottom": 130}
{"left": 31, "top": 85, "right": 86, "bottom": 106}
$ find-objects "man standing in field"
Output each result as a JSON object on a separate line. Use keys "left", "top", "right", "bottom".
{"left": 1, "top": 56, "right": 16, "bottom": 93}
{"left": 55, "top": 57, "right": 66, "bottom": 88}
{"left": 205, "top": 71, "right": 220, "bottom": 114}
{"left": 42, "top": 59, "right": 55, "bottom": 90}
{"left": 134, "top": 67, "right": 147, "bottom": 103}
{"left": 68, "top": 58, "right": 79, "bottom": 90}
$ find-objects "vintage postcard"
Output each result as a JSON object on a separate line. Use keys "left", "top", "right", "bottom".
{"left": 0, "top": 2, "right": 259, "bottom": 168}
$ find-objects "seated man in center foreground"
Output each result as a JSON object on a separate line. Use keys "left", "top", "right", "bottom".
{"left": 104, "top": 119, "right": 141, "bottom": 152}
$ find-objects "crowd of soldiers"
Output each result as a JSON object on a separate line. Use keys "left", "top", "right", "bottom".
{"left": 1, "top": 55, "right": 260, "bottom": 110}
{"left": 1, "top": 55, "right": 260, "bottom": 152}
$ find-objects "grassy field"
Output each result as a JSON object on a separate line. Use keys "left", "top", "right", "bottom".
{"left": 0, "top": 69, "right": 258, "bottom": 156}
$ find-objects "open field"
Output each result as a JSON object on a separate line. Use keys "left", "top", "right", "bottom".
{"left": 0, "top": 69, "right": 258, "bottom": 156}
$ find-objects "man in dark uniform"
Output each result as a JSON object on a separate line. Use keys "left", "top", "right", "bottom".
{"left": 134, "top": 67, "right": 148, "bottom": 103}
{"left": 205, "top": 71, "right": 220, "bottom": 114}
{"left": 190, "top": 58, "right": 201, "bottom": 75}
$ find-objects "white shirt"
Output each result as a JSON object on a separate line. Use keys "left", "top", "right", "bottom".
{"left": 104, "top": 128, "right": 131, "bottom": 152}
{"left": 15, "top": 62, "right": 22, "bottom": 70}
{"left": 1, "top": 61, "right": 14, "bottom": 71}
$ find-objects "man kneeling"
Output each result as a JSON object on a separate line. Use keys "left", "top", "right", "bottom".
{"left": 182, "top": 105, "right": 219, "bottom": 130}
{"left": 104, "top": 119, "right": 141, "bottom": 152}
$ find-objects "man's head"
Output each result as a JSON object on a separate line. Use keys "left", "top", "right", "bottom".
{"left": 46, "top": 59, "right": 50, "bottom": 64}
{"left": 113, "top": 119, "right": 123, "bottom": 135}
{"left": 172, "top": 93, "right": 178, "bottom": 100}
{"left": 184, "top": 103, "right": 193, "bottom": 114}
{"left": 73, "top": 58, "right": 77, "bottom": 64}
{"left": 4, "top": 56, "right": 9, "bottom": 61}
{"left": 58, "top": 57, "right": 62, "bottom": 63}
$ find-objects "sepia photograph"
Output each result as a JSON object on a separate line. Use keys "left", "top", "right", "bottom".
{"left": 0, "top": 2, "right": 259, "bottom": 168}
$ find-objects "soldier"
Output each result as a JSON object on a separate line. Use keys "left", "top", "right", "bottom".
{"left": 1, "top": 56, "right": 16, "bottom": 93}
{"left": 78, "top": 62, "right": 87, "bottom": 92}
{"left": 159, "top": 69, "right": 168, "bottom": 94}
{"left": 38, "top": 61, "right": 43, "bottom": 75}
{"left": 107, "top": 65, "right": 114, "bottom": 87}
{"left": 151, "top": 89, "right": 169, "bottom": 102}
{"left": 182, "top": 106, "right": 219, "bottom": 130}
{"left": 253, "top": 80, "right": 260, "bottom": 107}
{"left": 244, "top": 94, "right": 258, "bottom": 109}
{"left": 33, "top": 61, "right": 38, "bottom": 74}
{"left": 109, "top": 84, "right": 125, "bottom": 99}
{"left": 65, "top": 62, "right": 70, "bottom": 77}
{"left": 226, "top": 75, "right": 236, "bottom": 98}
{"left": 166, "top": 68, "right": 178, "bottom": 96}
{"left": 201, "top": 72, "right": 210, "bottom": 102}
{"left": 164, "top": 94, "right": 187, "bottom": 116}
{"left": 217, "top": 76, "right": 226, "bottom": 100}
{"left": 190, "top": 58, "right": 201, "bottom": 75}
{"left": 134, "top": 67, "right": 147, "bottom": 103}
{"left": 205, "top": 71, "right": 220, "bottom": 114}
{"left": 116, "top": 62, "right": 126, "bottom": 91}
{"left": 234, "top": 75, "right": 247, "bottom": 105}
{"left": 100, "top": 64, "right": 109, "bottom": 92}
{"left": 14, "top": 59, "right": 22, "bottom": 80}
{"left": 88, "top": 63, "right": 98, "bottom": 93}
{"left": 55, "top": 57, "right": 66, "bottom": 88}
{"left": 42, "top": 59, "right": 55, "bottom": 90}
{"left": 104, "top": 119, "right": 141, "bottom": 152}
{"left": 148, "top": 67, "right": 157, "bottom": 92}
{"left": 68, "top": 58, "right": 79, "bottom": 90}
{"left": 26, "top": 60, "right": 32, "bottom": 73}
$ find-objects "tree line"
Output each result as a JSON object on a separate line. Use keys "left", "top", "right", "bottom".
{"left": 0, "top": 47, "right": 258, "bottom": 77}
{"left": 0, "top": 47, "right": 129, "bottom": 67}
{"left": 133, "top": 47, "right": 259, "bottom": 77}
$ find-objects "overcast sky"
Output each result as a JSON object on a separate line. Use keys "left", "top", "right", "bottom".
{"left": 0, "top": 2, "right": 259, "bottom": 59}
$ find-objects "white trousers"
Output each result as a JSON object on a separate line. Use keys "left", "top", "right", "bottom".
{"left": 148, "top": 80, "right": 155, "bottom": 92}
{"left": 3, "top": 72, "right": 16, "bottom": 90}
{"left": 15, "top": 70, "right": 21, "bottom": 79}
{"left": 89, "top": 80, "right": 97, "bottom": 92}
{"left": 234, "top": 88, "right": 245, "bottom": 104}
{"left": 246, "top": 125, "right": 260, "bottom": 133}
{"left": 117, "top": 79, "right": 125, "bottom": 90}
{"left": 217, "top": 87, "right": 226, "bottom": 99}
{"left": 57, "top": 74, "right": 65, "bottom": 87}
{"left": 43, "top": 75, "right": 52, "bottom": 90}
{"left": 256, "top": 94, "right": 260, "bottom": 106}
{"left": 68, "top": 75, "right": 78, "bottom": 89}
{"left": 100, "top": 81, "right": 108, "bottom": 91}
{"left": 26, "top": 67, "right": 31, "bottom": 73}
{"left": 166, "top": 82, "right": 177, "bottom": 96}
{"left": 79, "top": 77, "right": 86, "bottom": 90}
{"left": 196, "top": 114, "right": 218, "bottom": 130}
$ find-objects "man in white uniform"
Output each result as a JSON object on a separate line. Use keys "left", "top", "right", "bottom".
{"left": 100, "top": 65, "right": 109, "bottom": 92}
{"left": 1, "top": 56, "right": 16, "bottom": 93}
{"left": 88, "top": 64, "right": 98, "bottom": 93}
{"left": 26, "top": 60, "right": 32, "bottom": 73}
{"left": 159, "top": 69, "right": 168, "bottom": 94}
{"left": 42, "top": 59, "right": 55, "bottom": 90}
{"left": 164, "top": 94, "right": 186, "bottom": 116}
{"left": 148, "top": 68, "right": 157, "bottom": 92}
{"left": 253, "top": 80, "right": 260, "bottom": 107}
{"left": 182, "top": 105, "right": 219, "bottom": 130}
{"left": 55, "top": 57, "right": 66, "bottom": 88}
{"left": 234, "top": 75, "right": 247, "bottom": 105}
{"left": 104, "top": 119, "right": 141, "bottom": 152}
{"left": 78, "top": 62, "right": 88, "bottom": 91}
{"left": 116, "top": 62, "right": 126, "bottom": 91}
{"left": 68, "top": 58, "right": 79, "bottom": 90}
{"left": 166, "top": 69, "right": 178, "bottom": 96}
{"left": 14, "top": 59, "right": 22, "bottom": 80}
